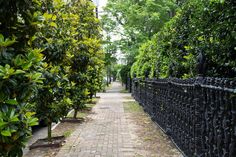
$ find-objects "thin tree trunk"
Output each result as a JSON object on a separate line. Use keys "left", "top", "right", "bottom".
{"left": 48, "top": 121, "right": 52, "bottom": 142}
{"left": 73, "top": 109, "right": 78, "bottom": 119}
{"left": 107, "top": 74, "right": 109, "bottom": 86}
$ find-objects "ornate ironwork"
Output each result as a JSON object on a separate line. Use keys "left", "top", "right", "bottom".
{"left": 132, "top": 77, "right": 236, "bottom": 157}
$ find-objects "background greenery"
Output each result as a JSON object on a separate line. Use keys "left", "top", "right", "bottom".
{"left": 102, "top": 0, "right": 235, "bottom": 80}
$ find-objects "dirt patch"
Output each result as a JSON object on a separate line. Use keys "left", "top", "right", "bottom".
{"left": 120, "top": 88, "right": 129, "bottom": 93}
{"left": 61, "top": 117, "right": 84, "bottom": 123}
{"left": 29, "top": 136, "right": 65, "bottom": 150}
{"left": 123, "top": 100, "right": 183, "bottom": 157}
{"left": 24, "top": 120, "right": 81, "bottom": 157}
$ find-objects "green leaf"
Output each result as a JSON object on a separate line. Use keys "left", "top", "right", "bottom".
{"left": 0, "top": 35, "right": 16, "bottom": 47}
{"left": 11, "top": 117, "right": 19, "bottom": 122}
{"left": 32, "top": 73, "right": 42, "bottom": 80}
{"left": 22, "top": 61, "right": 32, "bottom": 70}
{"left": 10, "top": 109, "right": 15, "bottom": 118}
{"left": 52, "top": 15, "right": 57, "bottom": 21}
{"left": 5, "top": 99, "right": 18, "bottom": 105}
{"left": 220, "top": 0, "right": 225, "bottom": 3}
{"left": 15, "top": 70, "right": 26, "bottom": 74}
{"left": 1, "top": 130, "right": 11, "bottom": 136}
{"left": 0, "top": 122, "right": 7, "bottom": 128}
{"left": 49, "top": 22, "right": 57, "bottom": 28}
{"left": 25, "top": 112, "right": 36, "bottom": 117}
{"left": 43, "top": 13, "right": 53, "bottom": 19}
{"left": 197, "top": 36, "right": 204, "bottom": 41}
{"left": 0, "top": 34, "right": 4, "bottom": 42}
{"left": 28, "top": 118, "right": 38, "bottom": 126}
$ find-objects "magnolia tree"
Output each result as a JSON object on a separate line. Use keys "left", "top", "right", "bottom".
{"left": 0, "top": 1, "right": 43, "bottom": 156}
{"left": 68, "top": 0, "right": 104, "bottom": 119}
{"left": 0, "top": 0, "right": 105, "bottom": 155}
{"left": 32, "top": 0, "right": 73, "bottom": 142}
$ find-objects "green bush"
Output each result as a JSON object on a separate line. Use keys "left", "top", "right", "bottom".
{"left": 132, "top": 0, "right": 236, "bottom": 78}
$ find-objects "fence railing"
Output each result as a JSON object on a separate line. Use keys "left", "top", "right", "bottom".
{"left": 132, "top": 77, "right": 236, "bottom": 157}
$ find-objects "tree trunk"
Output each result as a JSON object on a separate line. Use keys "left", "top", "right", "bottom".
{"left": 107, "top": 74, "right": 109, "bottom": 86}
{"left": 48, "top": 121, "right": 52, "bottom": 142}
{"left": 73, "top": 109, "right": 78, "bottom": 119}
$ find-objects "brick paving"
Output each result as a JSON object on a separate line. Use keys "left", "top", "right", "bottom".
{"left": 57, "top": 82, "right": 134, "bottom": 157}
{"left": 56, "top": 82, "right": 182, "bottom": 157}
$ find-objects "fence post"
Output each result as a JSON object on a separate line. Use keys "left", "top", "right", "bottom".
{"left": 129, "top": 77, "right": 132, "bottom": 93}
{"left": 144, "top": 79, "right": 147, "bottom": 108}
{"left": 151, "top": 79, "right": 156, "bottom": 120}
{"left": 229, "top": 80, "right": 236, "bottom": 157}
{"left": 194, "top": 77, "right": 204, "bottom": 157}
{"left": 138, "top": 79, "right": 141, "bottom": 103}
{"left": 131, "top": 78, "right": 134, "bottom": 96}
{"left": 166, "top": 79, "right": 172, "bottom": 136}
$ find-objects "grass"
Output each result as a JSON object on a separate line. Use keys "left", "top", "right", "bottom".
{"left": 123, "top": 101, "right": 143, "bottom": 113}
{"left": 86, "top": 103, "right": 95, "bottom": 108}
{"left": 143, "top": 136, "right": 153, "bottom": 141}
{"left": 67, "top": 98, "right": 98, "bottom": 118}
{"left": 120, "top": 89, "right": 129, "bottom": 93}
{"left": 63, "top": 130, "right": 73, "bottom": 138}
{"left": 124, "top": 96, "right": 133, "bottom": 99}
{"left": 67, "top": 110, "right": 89, "bottom": 119}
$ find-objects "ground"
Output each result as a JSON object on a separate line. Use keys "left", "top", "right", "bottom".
{"left": 23, "top": 82, "right": 182, "bottom": 157}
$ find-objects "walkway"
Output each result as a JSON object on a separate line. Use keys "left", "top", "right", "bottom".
{"left": 56, "top": 82, "right": 182, "bottom": 157}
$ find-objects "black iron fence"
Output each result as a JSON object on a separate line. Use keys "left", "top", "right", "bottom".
{"left": 132, "top": 77, "right": 236, "bottom": 157}
{"left": 126, "top": 77, "right": 132, "bottom": 92}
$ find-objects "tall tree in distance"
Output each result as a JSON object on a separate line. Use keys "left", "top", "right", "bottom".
{"left": 101, "top": 0, "right": 177, "bottom": 82}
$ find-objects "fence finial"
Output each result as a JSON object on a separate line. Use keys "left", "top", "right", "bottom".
{"left": 196, "top": 50, "right": 207, "bottom": 77}
{"left": 169, "top": 62, "right": 175, "bottom": 77}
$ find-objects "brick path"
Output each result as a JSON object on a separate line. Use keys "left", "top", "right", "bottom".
{"left": 56, "top": 82, "right": 182, "bottom": 157}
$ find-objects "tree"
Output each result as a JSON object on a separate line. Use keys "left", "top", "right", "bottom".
{"left": 102, "top": 0, "right": 177, "bottom": 83}
{"left": 0, "top": 1, "right": 43, "bottom": 156}
{"left": 68, "top": 0, "right": 104, "bottom": 119}
{"left": 0, "top": 0, "right": 105, "bottom": 154}
{"left": 32, "top": 0, "right": 73, "bottom": 142}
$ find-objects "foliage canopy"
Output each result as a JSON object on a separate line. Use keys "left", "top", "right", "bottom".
{"left": 131, "top": 0, "right": 236, "bottom": 78}
{"left": 0, "top": 0, "right": 104, "bottom": 156}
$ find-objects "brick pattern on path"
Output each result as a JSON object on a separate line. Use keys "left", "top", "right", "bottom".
{"left": 56, "top": 82, "right": 182, "bottom": 157}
